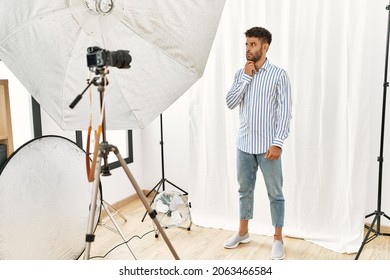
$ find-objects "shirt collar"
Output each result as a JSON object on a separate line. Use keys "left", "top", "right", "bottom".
{"left": 260, "top": 58, "right": 270, "bottom": 71}
{"left": 253, "top": 58, "right": 269, "bottom": 74}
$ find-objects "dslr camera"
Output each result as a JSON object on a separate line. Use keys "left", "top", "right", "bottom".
{"left": 87, "top": 46, "right": 132, "bottom": 70}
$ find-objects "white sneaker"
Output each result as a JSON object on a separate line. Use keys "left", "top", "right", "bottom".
{"left": 271, "top": 240, "right": 285, "bottom": 260}
{"left": 223, "top": 232, "right": 251, "bottom": 249}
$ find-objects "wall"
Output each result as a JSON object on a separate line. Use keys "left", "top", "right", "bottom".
{"left": 2, "top": 0, "right": 390, "bottom": 236}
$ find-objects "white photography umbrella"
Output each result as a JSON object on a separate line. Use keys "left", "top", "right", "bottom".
{"left": 0, "top": 0, "right": 225, "bottom": 130}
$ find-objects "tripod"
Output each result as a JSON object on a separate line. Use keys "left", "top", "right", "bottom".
{"left": 141, "top": 114, "right": 188, "bottom": 222}
{"left": 355, "top": 1, "right": 390, "bottom": 260}
{"left": 70, "top": 70, "right": 179, "bottom": 260}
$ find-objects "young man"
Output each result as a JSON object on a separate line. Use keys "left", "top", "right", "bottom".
{"left": 225, "top": 26, "right": 292, "bottom": 260}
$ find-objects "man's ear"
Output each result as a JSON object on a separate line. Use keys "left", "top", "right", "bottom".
{"left": 263, "top": 43, "right": 270, "bottom": 52}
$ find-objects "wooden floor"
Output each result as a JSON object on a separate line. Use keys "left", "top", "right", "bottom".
{"left": 86, "top": 194, "right": 390, "bottom": 261}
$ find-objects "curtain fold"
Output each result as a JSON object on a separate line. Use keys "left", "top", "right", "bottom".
{"left": 187, "top": 0, "right": 387, "bottom": 253}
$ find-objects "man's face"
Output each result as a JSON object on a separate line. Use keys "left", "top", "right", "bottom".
{"left": 245, "top": 37, "right": 265, "bottom": 62}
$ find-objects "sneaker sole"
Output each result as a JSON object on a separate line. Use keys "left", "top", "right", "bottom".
{"left": 223, "top": 237, "right": 251, "bottom": 249}
{"left": 271, "top": 254, "right": 285, "bottom": 260}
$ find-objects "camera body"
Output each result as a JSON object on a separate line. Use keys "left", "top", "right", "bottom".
{"left": 86, "top": 46, "right": 131, "bottom": 69}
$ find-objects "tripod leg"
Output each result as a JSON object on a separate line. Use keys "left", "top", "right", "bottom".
{"left": 384, "top": 212, "right": 390, "bottom": 221}
{"left": 101, "top": 202, "right": 137, "bottom": 259}
{"left": 142, "top": 180, "right": 163, "bottom": 222}
{"left": 84, "top": 151, "right": 103, "bottom": 260}
{"left": 166, "top": 179, "right": 188, "bottom": 195}
{"left": 100, "top": 200, "right": 127, "bottom": 225}
{"left": 355, "top": 214, "right": 378, "bottom": 260}
{"left": 112, "top": 146, "right": 180, "bottom": 260}
{"left": 145, "top": 179, "right": 164, "bottom": 197}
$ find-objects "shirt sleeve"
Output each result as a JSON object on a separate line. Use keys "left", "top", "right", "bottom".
{"left": 226, "top": 70, "right": 252, "bottom": 109}
{"left": 272, "top": 70, "right": 292, "bottom": 148}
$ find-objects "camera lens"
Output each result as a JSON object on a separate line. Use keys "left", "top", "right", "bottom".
{"left": 108, "top": 50, "right": 132, "bottom": 69}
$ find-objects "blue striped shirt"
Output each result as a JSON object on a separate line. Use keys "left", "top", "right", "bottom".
{"left": 226, "top": 59, "right": 292, "bottom": 154}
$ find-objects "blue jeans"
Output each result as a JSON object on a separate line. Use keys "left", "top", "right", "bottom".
{"left": 236, "top": 148, "right": 285, "bottom": 228}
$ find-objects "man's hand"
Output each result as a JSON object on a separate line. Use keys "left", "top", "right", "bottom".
{"left": 244, "top": 61, "right": 255, "bottom": 76}
{"left": 265, "top": 146, "right": 281, "bottom": 160}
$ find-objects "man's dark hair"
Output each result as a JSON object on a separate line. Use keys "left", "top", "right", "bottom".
{"left": 245, "top": 27, "right": 272, "bottom": 45}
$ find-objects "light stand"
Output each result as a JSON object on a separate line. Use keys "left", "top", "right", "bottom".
{"left": 355, "top": 1, "right": 390, "bottom": 260}
{"left": 141, "top": 114, "right": 188, "bottom": 222}
{"left": 70, "top": 70, "right": 180, "bottom": 260}
{"left": 98, "top": 200, "right": 128, "bottom": 232}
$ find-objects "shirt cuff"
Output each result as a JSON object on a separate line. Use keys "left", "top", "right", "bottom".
{"left": 242, "top": 73, "right": 252, "bottom": 83}
{"left": 272, "top": 138, "right": 284, "bottom": 149}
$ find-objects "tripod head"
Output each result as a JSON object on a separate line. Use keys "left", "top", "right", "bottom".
{"left": 68, "top": 68, "right": 108, "bottom": 109}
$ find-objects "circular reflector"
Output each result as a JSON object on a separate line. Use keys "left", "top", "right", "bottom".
{"left": 0, "top": 136, "right": 101, "bottom": 259}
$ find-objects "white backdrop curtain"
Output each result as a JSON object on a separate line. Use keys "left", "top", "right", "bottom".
{"left": 186, "top": 0, "right": 389, "bottom": 253}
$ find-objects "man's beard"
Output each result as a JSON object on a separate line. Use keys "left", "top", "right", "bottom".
{"left": 246, "top": 50, "right": 262, "bottom": 62}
